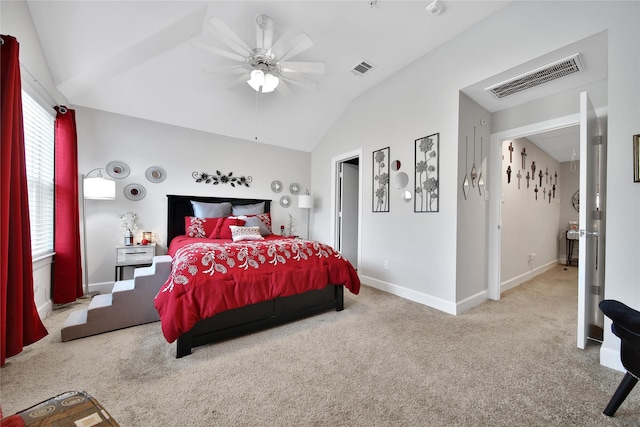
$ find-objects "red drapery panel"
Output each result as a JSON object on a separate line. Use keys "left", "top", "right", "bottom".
{"left": 0, "top": 35, "right": 48, "bottom": 367}
{"left": 53, "top": 107, "right": 83, "bottom": 303}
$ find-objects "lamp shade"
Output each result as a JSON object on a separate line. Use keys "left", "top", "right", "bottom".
{"left": 84, "top": 176, "right": 116, "bottom": 200}
{"left": 298, "top": 194, "right": 313, "bottom": 209}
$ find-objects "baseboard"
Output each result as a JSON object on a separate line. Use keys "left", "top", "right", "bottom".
{"left": 600, "top": 346, "right": 624, "bottom": 372}
{"left": 359, "top": 275, "right": 457, "bottom": 315}
{"left": 37, "top": 299, "right": 52, "bottom": 320}
{"left": 455, "top": 289, "right": 489, "bottom": 314}
{"left": 501, "top": 260, "right": 559, "bottom": 293}
{"left": 89, "top": 280, "right": 116, "bottom": 295}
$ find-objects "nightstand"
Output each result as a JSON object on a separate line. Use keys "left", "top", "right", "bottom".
{"left": 114, "top": 243, "right": 156, "bottom": 281}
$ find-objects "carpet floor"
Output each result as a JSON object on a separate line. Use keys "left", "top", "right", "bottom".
{"left": 1, "top": 265, "right": 639, "bottom": 426}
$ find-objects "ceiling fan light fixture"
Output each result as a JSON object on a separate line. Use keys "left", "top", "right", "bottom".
{"left": 248, "top": 69, "right": 265, "bottom": 91}
{"left": 262, "top": 73, "right": 280, "bottom": 93}
{"left": 247, "top": 69, "right": 279, "bottom": 93}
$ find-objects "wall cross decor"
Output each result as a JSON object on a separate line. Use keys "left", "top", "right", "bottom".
{"left": 521, "top": 147, "right": 527, "bottom": 169}
{"left": 516, "top": 170, "right": 522, "bottom": 189}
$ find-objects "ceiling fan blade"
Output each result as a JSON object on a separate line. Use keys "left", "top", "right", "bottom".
{"left": 281, "top": 75, "right": 319, "bottom": 91}
{"left": 275, "top": 79, "right": 293, "bottom": 97}
{"left": 192, "top": 40, "right": 248, "bottom": 63}
{"left": 281, "top": 61, "right": 326, "bottom": 74}
{"left": 271, "top": 31, "right": 313, "bottom": 62}
{"left": 255, "top": 14, "right": 274, "bottom": 51}
{"left": 228, "top": 74, "right": 251, "bottom": 91}
{"left": 205, "top": 17, "right": 253, "bottom": 57}
{"left": 201, "top": 64, "right": 248, "bottom": 75}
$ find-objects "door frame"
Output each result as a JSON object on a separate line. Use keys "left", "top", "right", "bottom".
{"left": 488, "top": 113, "right": 580, "bottom": 300}
{"left": 330, "top": 148, "right": 363, "bottom": 270}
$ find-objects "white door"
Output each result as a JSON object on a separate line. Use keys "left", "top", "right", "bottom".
{"left": 577, "top": 91, "right": 605, "bottom": 349}
{"left": 339, "top": 162, "right": 359, "bottom": 267}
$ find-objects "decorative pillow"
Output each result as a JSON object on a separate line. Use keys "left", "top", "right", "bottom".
{"left": 185, "top": 216, "right": 220, "bottom": 238}
{"left": 254, "top": 212, "right": 272, "bottom": 234}
{"left": 191, "top": 201, "right": 232, "bottom": 218}
{"left": 209, "top": 217, "right": 246, "bottom": 239}
{"left": 243, "top": 215, "right": 272, "bottom": 236}
{"left": 230, "top": 226, "right": 264, "bottom": 242}
{"left": 231, "top": 202, "right": 265, "bottom": 215}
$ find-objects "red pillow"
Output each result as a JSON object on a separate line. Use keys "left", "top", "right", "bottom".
{"left": 209, "top": 217, "right": 246, "bottom": 239}
{"left": 185, "top": 216, "right": 221, "bottom": 238}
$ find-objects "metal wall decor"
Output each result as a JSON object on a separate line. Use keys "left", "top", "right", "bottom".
{"left": 470, "top": 127, "right": 478, "bottom": 187}
{"left": 372, "top": 147, "right": 389, "bottom": 212}
{"left": 192, "top": 171, "right": 252, "bottom": 187}
{"left": 462, "top": 137, "right": 470, "bottom": 200}
{"left": 634, "top": 134, "right": 640, "bottom": 182}
{"left": 106, "top": 161, "right": 130, "bottom": 179}
{"left": 415, "top": 133, "right": 439, "bottom": 212}
{"left": 124, "top": 183, "right": 146, "bottom": 201}
{"left": 145, "top": 166, "right": 166, "bottom": 183}
{"left": 507, "top": 141, "right": 560, "bottom": 205}
{"left": 477, "top": 137, "right": 485, "bottom": 196}
{"left": 271, "top": 180, "right": 283, "bottom": 192}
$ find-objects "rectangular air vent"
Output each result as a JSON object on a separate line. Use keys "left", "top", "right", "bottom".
{"left": 485, "top": 54, "right": 584, "bottom": 99}
{"left": 351, "top": 60, "right": 376, "bottom": 77}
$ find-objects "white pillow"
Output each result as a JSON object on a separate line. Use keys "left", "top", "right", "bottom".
{"left": 229, "top": 226, "right": 264, "bottom": 242}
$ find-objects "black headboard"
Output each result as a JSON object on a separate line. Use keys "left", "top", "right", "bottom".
{"left": 166, "top": 195, "right": 271, "bottom": 243}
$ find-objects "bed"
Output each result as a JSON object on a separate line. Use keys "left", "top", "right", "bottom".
{"left": 155, "top": 194, "right": 361, "bottom": 358}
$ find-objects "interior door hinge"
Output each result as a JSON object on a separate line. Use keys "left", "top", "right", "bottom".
{"left": 591, "top": 285, "right": 601, "bottom": 295}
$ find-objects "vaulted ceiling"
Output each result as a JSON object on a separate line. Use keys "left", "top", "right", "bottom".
{"left": 25, "top": 1, "right": 606, "bottom": 157}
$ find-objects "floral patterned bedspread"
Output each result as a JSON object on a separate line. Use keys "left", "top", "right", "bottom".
{"left": 154, "top": 236, "right": 361, "bottom": 342}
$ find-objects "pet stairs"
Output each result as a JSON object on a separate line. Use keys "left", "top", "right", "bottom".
{"left": 61, "top": 255, "right": 172, "bottom": 342}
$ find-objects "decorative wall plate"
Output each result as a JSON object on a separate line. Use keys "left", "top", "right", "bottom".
{"left": 289, "top": 183, "right": 300, "bottom": 194}
{"left": 279, "top": 195, "right": 291, "bottom": 208}
{"left": 145, "top": 166, "right": 166, "bottom": 183}
{"left": 124, "top": 183, "right": 146, "bottom": 201}
{"left": 271, "top": 180, "right": 283, "bottom": 193}
{"left": 106, "top": 161, "right": 130, "bottom": 179}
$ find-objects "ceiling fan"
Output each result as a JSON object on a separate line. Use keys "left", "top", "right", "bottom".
{"left": 194, "top": 14, "right": 326, "bottom": 94}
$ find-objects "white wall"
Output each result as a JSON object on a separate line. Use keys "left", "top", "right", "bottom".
{"left": 310, "top": 1, "right": 640, "bottom": 370}
{"left": 499, "top": 137, "right": 561, "bottom": 290}
{"left": 455, "top": 93, "right": 490, "bottom": 310}
{"left": 76, "top": 107, "right": 312, "bottom": 289}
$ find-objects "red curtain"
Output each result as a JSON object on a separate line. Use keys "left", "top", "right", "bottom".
{"left": 1, "top": 35, "right": 48, "bottom": 367}
{"left": 53, "top": 107, "right": 83, "bottom": 303}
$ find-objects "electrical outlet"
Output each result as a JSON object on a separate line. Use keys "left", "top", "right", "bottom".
{"left": 383, "top": 260, "right": 389, "bottom": 270}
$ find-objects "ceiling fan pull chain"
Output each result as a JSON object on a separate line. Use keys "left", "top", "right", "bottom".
{"left": 255, "top": 90, "right": 259, "bottom": 141}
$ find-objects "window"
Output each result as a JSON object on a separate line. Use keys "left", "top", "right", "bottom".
{"left": 22, "top": 90, "right": 55, "bottom": 259}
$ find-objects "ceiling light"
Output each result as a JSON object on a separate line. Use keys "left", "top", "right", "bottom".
{"left": 426, "top": 0, "right": 444, "bottom": 15}
{"left": 247, "top": 69, "right": 279, "bottom": 93}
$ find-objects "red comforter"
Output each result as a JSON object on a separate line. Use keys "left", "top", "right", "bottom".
{"left": 154, "top": 235, "right": 361, "bottom": 342}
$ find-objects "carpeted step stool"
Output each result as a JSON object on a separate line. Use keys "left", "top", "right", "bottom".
{"left": 61, "top": 255, "right": 172, "bottom": 342}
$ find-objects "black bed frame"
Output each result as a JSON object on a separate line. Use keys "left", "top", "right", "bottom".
{"left": 166, "top": 195, "right": 344, "bottom": 358}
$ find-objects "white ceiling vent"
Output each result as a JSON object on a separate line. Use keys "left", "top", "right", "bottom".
{"left": 485, "top": 54, "right": 584, "bottom": 99}
{"left": 351, "top": 60, "right": 376, "bottom": 77}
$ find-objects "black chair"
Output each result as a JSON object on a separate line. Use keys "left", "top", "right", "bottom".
{"left": 599, "top": 299, "right": 640, "bottom": 416}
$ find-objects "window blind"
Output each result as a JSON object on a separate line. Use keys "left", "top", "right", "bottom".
{"left": 22, "top": 90, "right": 55, "bottom": 258}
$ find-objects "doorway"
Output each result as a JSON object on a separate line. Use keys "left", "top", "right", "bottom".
{"left": 488, "top": 105, "right": 606, "bottom": 347}
{"left": 331, "top": 149, "right": 362, "bottom": 270}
